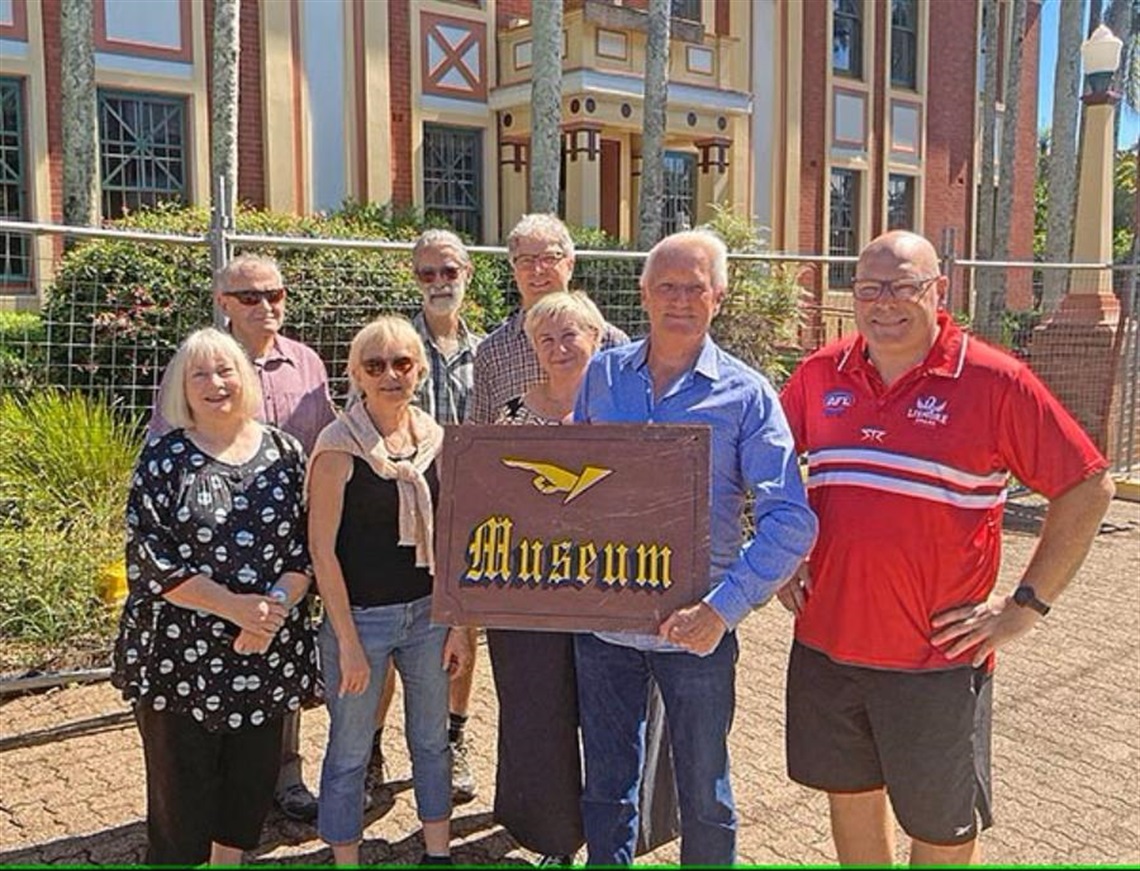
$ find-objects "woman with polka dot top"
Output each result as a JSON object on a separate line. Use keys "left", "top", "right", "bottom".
{"left": 111, "top": 327, "right": 317, "bottom": 866}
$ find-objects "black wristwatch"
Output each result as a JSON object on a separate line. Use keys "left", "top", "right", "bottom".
{"left": 1012, "top": 584, "right": 1051, "bottom": 616}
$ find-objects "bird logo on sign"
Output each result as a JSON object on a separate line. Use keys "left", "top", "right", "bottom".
{"left": 501, "top": 458, "right": 614, "bottom": 504}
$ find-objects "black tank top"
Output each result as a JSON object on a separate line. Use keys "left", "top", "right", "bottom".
{"left": 336, "top": 455, "right": 438, "bottom": 607}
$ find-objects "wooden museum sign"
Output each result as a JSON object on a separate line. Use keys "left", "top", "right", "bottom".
{"left": 432, "top": 424, "right": 710, "bottom": 633}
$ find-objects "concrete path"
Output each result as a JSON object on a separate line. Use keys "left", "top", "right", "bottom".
{"left": 1, "top": 498, "right": 1137, "bottom": 865}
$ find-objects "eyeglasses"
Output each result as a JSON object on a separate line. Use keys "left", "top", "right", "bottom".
{"left": 851, "top": 275, "right": 941, "bottom": 302}
{"left": 415, "top": 265, "right": 463, "bottom": 284}
{"left": 512, "top": 252, "right": 566, "bottom": 272}
{"left": 224, "top": 287, "right": 286, "bottom": 306}
{"left": 361, "top": 356, "right": 417, "bottom": 377}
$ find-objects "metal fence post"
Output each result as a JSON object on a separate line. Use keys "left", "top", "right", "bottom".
{"left": 940, "top": 227, "right": 958, "bottom": 313}
{"left": 208, "top": 175, "right": 233, "bottom": 329}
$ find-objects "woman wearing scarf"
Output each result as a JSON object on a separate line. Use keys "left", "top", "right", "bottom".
{"left": 308, "top": 316, "right": 471, "bottom": 866}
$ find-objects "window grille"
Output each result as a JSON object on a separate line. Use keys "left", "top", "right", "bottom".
{"left": 829, "top": 168, "right": 860, "bottom": 287}
{"left": 662, "top": 151, "right": 696, "bottom": 236}
{"left": 98, "top": 90, "right": 187, "bottom": 219}
{"left": 422, "top": 124, "right": 483, "bottom": 242}
{"left": 891, "top": 0, "right": 918, "bottom": 89}
{"left": 0, "top": 77, "right": 29, "bottom": 285}
{"left": 833, "top": 0, "right": 863, "bottom": 79}
{"left": 887, "top": 174, "right": 916, "bottom": 231}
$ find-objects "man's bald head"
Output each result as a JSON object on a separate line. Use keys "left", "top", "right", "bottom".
{"left": 857, "top": 231, "right": 940, "bottom": 277}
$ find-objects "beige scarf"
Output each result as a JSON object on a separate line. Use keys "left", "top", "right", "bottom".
{"left": 308, "top": 400, "right": 443, "bottom": 575}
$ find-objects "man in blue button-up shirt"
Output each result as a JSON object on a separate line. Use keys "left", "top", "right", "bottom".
{"left": 572, "top": 229, "right": 818, "bottom": 866}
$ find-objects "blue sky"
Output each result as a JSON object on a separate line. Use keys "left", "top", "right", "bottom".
{"left": 1037, "top": 0, "right": 1139, "bottom": 149}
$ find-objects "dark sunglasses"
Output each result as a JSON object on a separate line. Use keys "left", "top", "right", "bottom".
{"left": 415, "top": 265, "right": 462, "bottom": 284}
{"left": 224, "top": 287, "right": 286, "bottom": 306}
{"left": 361, "top": 355, "right": 417, "bottom": 377}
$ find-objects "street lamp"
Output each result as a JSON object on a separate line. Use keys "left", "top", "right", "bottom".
{"left": 1081, "top": 24, "right": 1124, "bottom": 98}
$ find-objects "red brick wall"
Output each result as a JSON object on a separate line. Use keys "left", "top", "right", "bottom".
{"left": 389, "top": 0, "right": 413, "bottom": 207}
{"left": 924, "top": 0, "right": 978, "bottom": 310}
{"left": 41, "top": 0, "right": 64, "bottom": 224}
{"left": 496, "top": 0, "right": 531, "bottom": 29}
{"left": 871, "top": 0, "right": 887, "bottom": 238}
{"left": 237, "top": 0, "right": 265, "bottom": 206}
{"left": 799, "top": 0, "right": 826, "bottom": 262}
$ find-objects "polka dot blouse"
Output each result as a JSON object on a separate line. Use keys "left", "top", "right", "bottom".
{"left": 111, "top": 427, "right": 318, "bottom": 732}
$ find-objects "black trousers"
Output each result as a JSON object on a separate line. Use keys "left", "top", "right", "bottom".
{"left": 135, "top": 705, "right": 285, "bottom": 865}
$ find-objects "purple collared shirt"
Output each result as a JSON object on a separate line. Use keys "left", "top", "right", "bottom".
{"left": 147, "top": 333, "right": 336, "bottom": 455}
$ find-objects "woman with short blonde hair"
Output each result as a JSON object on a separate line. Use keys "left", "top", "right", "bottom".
{"left": 158, "top": 328, "right": 262, "bottom": 429}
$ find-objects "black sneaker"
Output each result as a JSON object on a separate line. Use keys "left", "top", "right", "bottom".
{"left": 450, "top": 734, "right": 477, "bottom": 803}
{"left": 418, "top": 853, "right": 453, "bottom": 866}
{"left": 275, "top": 782, "right": 318, "bottom": 824}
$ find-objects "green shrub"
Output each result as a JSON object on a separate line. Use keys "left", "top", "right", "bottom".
{"left": 0, "top": 390, "right": 141, "bottom": 662}
{"left": 0, "top": 310, "right": 46, "bottom": 395}
{"left": 40, "top": 202, "right": 514, "bottom": 411}
{"left": 705, "top": 205, "right": 809, "bottom": 385}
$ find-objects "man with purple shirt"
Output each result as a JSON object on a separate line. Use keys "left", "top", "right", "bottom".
{"left": 148, "top": 253, "right": 335, "bottom": 822}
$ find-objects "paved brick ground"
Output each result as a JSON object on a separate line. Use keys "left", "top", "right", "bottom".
{"left": 1, "top": 498, "right": 1137, "bottom": 866}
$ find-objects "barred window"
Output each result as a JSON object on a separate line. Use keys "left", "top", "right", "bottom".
{"left": 98, "top": 90, "right": 187, "bottom": 219}
{"left": 887, "top": 174, "right": 916, "bottom": 231}
{"left": 833, "top": 0, "right": 863, "bottom": 79}
{"left": 662, "top": 151, "right": 696, "bottom": 236}
{"left": 829, "top": 168, "right": 860, "bottom": 288}
{"left": 422, "top": 124, "right": 482, "bottom": 242}
{"left": 671, "top": 0, "right": 701, "bottom": 22}
{"left": 891, "top": 0, "right": 918, "bottom": 89}
{"left": 0, "top": 77, "right": 30, "bottom": 285}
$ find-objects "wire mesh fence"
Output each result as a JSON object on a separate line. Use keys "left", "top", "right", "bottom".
{"left": 0, "top": 218, "right": 1137, "bottom": 675}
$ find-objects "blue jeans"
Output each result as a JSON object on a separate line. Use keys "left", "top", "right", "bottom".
{"left": 317, "top": 595, "right": 451, "bottom": 845}
{"left": 574, "top": 632, "right": 738, "bottom": 866}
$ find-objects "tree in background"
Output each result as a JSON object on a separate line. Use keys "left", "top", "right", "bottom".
{"left": 978, "top": 0, "right": 1000, "bottom": 262}
{"left": 211, "top": 0, "right": 240, "bottom": 218}
{"left": 1042, "top": 0, "right": 1084, "bottom": 313}
{"left": 637, "top": 0, "right": 670, "bottom": 249}
{"left": 61, "top": 0, "right": 98, "bottom": 227}
{"left": 529, "top": 0, "right": 563, "bottom": 215}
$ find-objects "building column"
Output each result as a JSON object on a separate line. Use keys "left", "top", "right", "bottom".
{"left": 694, "top": 136, "right": 731, "bottom": 224}
{"left": 563, "top": 122, "right": 603, "bottom": 228}
{"left": 499, "top": 135, "right": 529, "bottom": 239}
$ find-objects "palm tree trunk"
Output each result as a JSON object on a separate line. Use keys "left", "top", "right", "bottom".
{"left": 980, "top": 0, "right": 1028, "bottom": 340}
{"left": 1042, "top": 0, "right": 1084, "bottom": 314}
{"left": 1105, "top": 0, "right": 1135, "bottom": 147}
{"left": 529, "top": 0, "right": 563, "bottom": 215}
{"left": 637, "top": 0, "right": 670, "bottom": 249}
{"left": 61, "top": 0, "right": 98, "bottom": 226}
{"left": 211, "top": 0, "right": 241, "bottom": 219}
{"left": 977, "top": 0, "right": 1000, "bottom": 261}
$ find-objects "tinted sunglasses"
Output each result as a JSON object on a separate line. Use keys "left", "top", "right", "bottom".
{"left": 415, "top": 265, "right": 462, "bottom": 283}
{"left": 361, "top": 356, "right": 417, "bottom": 377}
{"left": 224, "top": 287, "right": 286, "bottom": 306}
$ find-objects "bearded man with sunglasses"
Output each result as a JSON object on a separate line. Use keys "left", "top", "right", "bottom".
{"left": 777, "top": 230, "right": 1113, "bottom": 865}
{"left": 148, "top": 253, "right": 336, "bottom": 824}
{"left": 361, "top": 230, "right": 484, "bottom": 807}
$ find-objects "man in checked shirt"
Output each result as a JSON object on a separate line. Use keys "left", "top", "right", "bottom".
{"left": 465, "top": 213, "right": 628, "bottom": 425}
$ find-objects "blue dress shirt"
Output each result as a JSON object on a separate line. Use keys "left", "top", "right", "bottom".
{"left": 573, "top": 336, "right": 818, "bottom": 652}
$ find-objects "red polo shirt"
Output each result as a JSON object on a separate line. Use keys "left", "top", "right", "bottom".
{"left": 780, "top": 313, "right": 1107, "bottom": 671}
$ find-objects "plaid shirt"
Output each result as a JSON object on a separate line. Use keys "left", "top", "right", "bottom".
{"left": 412, "top": 312, "right": 482, "bottom": 425}
{"left": 466, "top": 307, "right": 629, "bottom": 424}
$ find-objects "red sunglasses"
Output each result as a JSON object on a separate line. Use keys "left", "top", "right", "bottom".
{"left": 361, "top": 356, "right": 417, "bottom": 377}
{"left": 225, "top": 287, "right": 286, "bottom": 306}
{"left": 414, "top": 265, "right": 462, "bottom": 284}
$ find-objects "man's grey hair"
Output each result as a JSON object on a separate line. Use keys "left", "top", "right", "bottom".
{"left": 506, "top": 213, "right": 575, "bottom": 259}
{"left": 214, "top": 253, "right": 283, "bottom": 294}
{"left": 641, "top": 229, "right": 729, "bottom": 290}
{"left": 412, "top": 229, "right": 471, "bottom": 266}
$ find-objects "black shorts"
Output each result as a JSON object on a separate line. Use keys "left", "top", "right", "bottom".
{"left": 785, "top": 641, "right": 994, "bottom": 845}
{"left": 135, "top": 705, "right": 285, "bottom": 864}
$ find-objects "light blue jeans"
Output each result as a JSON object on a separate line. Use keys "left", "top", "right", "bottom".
{"left": 317, "top": 594, "right": 451, "bottom": 845}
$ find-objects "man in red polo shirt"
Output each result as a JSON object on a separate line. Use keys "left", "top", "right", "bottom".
{"left": 778, "top": 230, "right": 1114, "bottom": 865}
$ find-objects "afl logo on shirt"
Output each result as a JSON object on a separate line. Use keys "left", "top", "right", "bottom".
{"left": 823, "top": 389, "right": 855, "bottom": 417}
{"left": 907, "top": 395, "right": 949, "bottom": 427}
